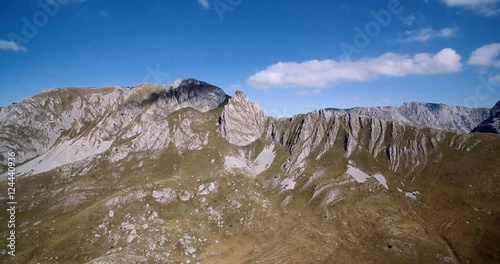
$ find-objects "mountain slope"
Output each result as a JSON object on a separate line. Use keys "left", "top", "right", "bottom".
{"left": 327, "top": 102, "right": 490, "bottom": 134}
{"left": 0, "top": 79, "right": 227, "bottom": 175}
{"left": 0, "top": 80, "right": 499, "bottom": 264}
{"left": 472, "top": 101, "right": 500, "bottom": 134}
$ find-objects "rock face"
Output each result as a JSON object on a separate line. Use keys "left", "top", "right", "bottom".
{"left": 326, "top": 102, "right": 490, "bottom": 134}
{"left": 491, "top": 100, "right": 500, "bottom": 117}
{"left": 219, "top": 91, "right": 268, "bottom": 146}
{"left": 471, "top": 101, "right": 500, "bottom": 134}
{"left": 219, "top": 93, "right": 479, "bottom": 176}
{"left": 0, "top": 79, "right": 227, "bottom": 174}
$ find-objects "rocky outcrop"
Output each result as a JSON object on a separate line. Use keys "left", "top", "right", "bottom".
{"left": 471, "top": 101, "right": 500, "bottom": 134}
{"left": 0, "top": 79, "right": 227, "bottom": 174}
{"left": 0, "top": 87, "right": 123, "bottom": 166}
{"left": 491, "top": 100, "right": 500, "bottom": 117}
{"left": 156, "top": 79, "right": 228, "bottom": 112}
{"left": 219, "top": 91, "right": 268, "bottom": 146}
{"left": 327, "top": 102, "right": 490, "bottom": 134}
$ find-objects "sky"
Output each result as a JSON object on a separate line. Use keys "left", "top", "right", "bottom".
{"left": 0, "top": 0, "right": 500, "bottom": 116}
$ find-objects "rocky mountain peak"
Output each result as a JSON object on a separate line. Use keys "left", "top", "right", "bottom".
{"left": 328, "top": 101, "right": 489, "bottom": 133}
{"left": 471, "top": 100, "right": 500, "bottom": 134}
{"left": 402, "top": 102, "right": 444, "bottom": 111}
{"left": 0, "top": 79, "right": 229, "bottom": 171}
{"left": 233, "top": 90, "right": 249, "bottom": 100}
{"left": 491, "top": 100, "right": 500, "bottom": 117}
{"left": 170, "top": 78, "right": 207, "bottom": 89}
{"left": 159, "top": 79, "right": 228, "bottom": 112}
{"left": 219, "top": 91, "right": 268, "bottom": 146}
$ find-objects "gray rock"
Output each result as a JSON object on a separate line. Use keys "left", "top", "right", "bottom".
{"left": 219, "top": 92, "right": 479, "bottom": 175}
{"left": 471, "top": 101, "right": 500, "bottom": 134}
{"left": 326, "top": 102, "right": 490, "bottom": 134}
{"left": 219, "top": 91, "right": 268, "bottom": 146}
{"left": 0, "top": 79, "right": 227, "bottom": 174}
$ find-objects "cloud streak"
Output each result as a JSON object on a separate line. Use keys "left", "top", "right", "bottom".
{"left": 398, "top": 27, "right": 457, "bottom": 43}
{"left": 0, "top": 40, "right": 27, "bottom": 52}
{"left": 489, "top": 74, "right": 500, "bottom": 84}
{"left": 468, "top": 43, "right": 500, "bottom": 67}
{"left": 198, "top": 0, "right": 210, "bottom": 8}
{"left": 443, "top": 0, "right": 500, "bottom": 16}
{"left": 247, "top": 48, "right": 462, "bottom": 89}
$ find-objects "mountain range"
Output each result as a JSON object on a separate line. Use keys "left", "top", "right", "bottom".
{"left": 326, "top": 102, "right": 490, "bottom": 134}
{"left": 0, "top": 79, "right": 499, "bottom": 264}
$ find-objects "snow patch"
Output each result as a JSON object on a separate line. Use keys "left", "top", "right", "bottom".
{"left": 252, "top": 144, "right": 276, "bottom": 174}
{"left": 280, "top": 178, "right": 296, "bottom": 190}
{"left": 346, "top": 165, "right": 370, "bottom": 183}
{"left": 405, "top": 191, "right": 421, "bottom": 200}
{"left": 346, "top": 163, "right": 389, "bottom": 189}
{"left": 224, "top": 145, "right": 276, "bottom": 176}
{"left": 373, "top": 173, "right": 389, "bottom": 189}
{"left": 8, "top": 139, "right": 112, "bottom": 177}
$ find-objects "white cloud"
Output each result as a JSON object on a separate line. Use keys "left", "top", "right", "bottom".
{"left": 352, "top": 96, "right": 361, "bottom": 101}
{"left": 445, "top": 0, "right": 498, "bottom": 6}
{"left": 247, "top": 48, "right": 462, "bottom": 89}
{"left": 198, "top": 0, "right": 210, "bottom": 8}
{"left": 468, "top": 43, "right": 500, "bottom": 67}
{"left": 99, "top": 10, "right": 109, "bottom": 17}
{"left": 382, "top": 98, "right": 391, "bottom": 103}
{"left": 0, "top": 40, "right": 27, "bottom": 52}
{"left": 443, "top": 0, "right": 500, "bottom": 16}
{"left": 399, "top": 27, "right": 457, "bottom": 43}
{"left": 489, "top": 73, "right": 500, "bottom": 83}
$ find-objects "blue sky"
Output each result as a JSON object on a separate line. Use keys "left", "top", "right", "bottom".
{"left": 1, "top": 0, "right": 499, "bottom": 115}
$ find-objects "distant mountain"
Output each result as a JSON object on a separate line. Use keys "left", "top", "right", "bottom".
{"left": 471, "top": 101, "right": 500, "bottom": 134}
{"left": 326, "top": 102, "right": 490, "bottom": 134}
{"left": 0, "top": 79, "right": 499, "bottom": 263}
